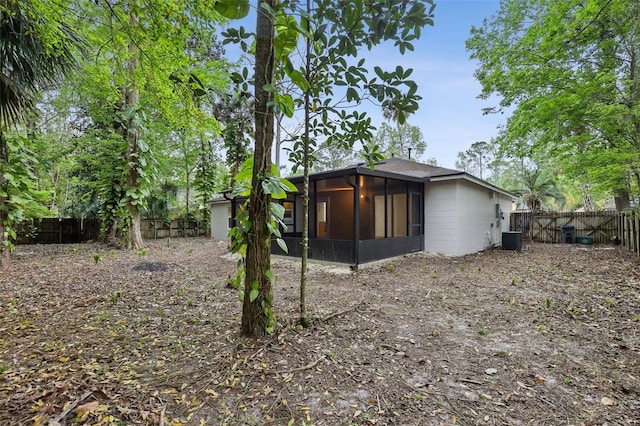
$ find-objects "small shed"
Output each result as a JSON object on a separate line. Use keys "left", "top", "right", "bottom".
{"left": 208, "top": 196, "right": 232, "bottom": 241}
{"left": 213, "top": 157, "right": 515, "bottom": 265}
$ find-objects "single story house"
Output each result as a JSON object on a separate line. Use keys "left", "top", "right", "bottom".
{"left": 210, "top": 157, "right": 515, "bottom": 266}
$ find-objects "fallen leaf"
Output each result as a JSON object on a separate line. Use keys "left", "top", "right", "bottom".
{"left": 73, "top": 401, "right": 99, "bottom": 414}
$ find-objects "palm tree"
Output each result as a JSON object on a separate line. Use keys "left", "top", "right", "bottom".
{"left": 513, "top": 168, "right": 564, "bottom": 212}
{"left": 1, "top": 0, "right": 81, "bottom": 268}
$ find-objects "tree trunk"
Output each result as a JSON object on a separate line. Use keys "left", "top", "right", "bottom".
{"left": 299, "top": 0, "right": 311, "bottom": 328}
{"left": 124, "top": 11, "right": 144, "bottom": 250}
{"left": 0, "top": 208, "right": 8, "bottom": 270}
{"left": 614, "top": 187, "right": 630, "bottom": 212}
{"left": 275, "top": 112, "right": 282, "bottom": 170}
{"left": 242, "top": 0, "right": 276, "bottom": 337}
{"left": 580, "top": 183, "right": 595, "bottom": 212}
{"left": 0, "top": 131, "right": 9, "bottom": 270}
{"left": 107, "top": 218, "right": 119, "bottom": 247}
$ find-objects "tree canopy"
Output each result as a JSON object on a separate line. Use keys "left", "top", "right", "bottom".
{"left": 467, "top": 0, "right": 640, "bottom": 211}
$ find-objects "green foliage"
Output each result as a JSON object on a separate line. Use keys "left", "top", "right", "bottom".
{"left": 213, "top": 0, "right": 250, "bottom": 19}
{"left": 0, "top": 133, "right": 54, "bottom": 251}
{"left": 512, "top": 167, "right": 564, "bottom": 212}
{"left": 0, "top": 0, "right": 82, "bottom": 127}
{"left": 223, "top": 0, "right": 435, "bottom": 172}
{"left": 467, "top": 0, "right": 640, "bottom": 208}
{"left": 227, "top": 157, "right": 297, "bottom": 329}
{"left": 369, "top": 121, "right": 427, "bottom": 161}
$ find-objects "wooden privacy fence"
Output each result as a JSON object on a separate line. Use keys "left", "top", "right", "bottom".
{"left": 617, "top": 211, "right": 640, "bottom": 256}
{"left": 510, "top": 211, "right": 619, "bottom": 244}
{"left": 15, "top": 218, "right": 101, "bottom": 244}
{"left": 139, "top": 219, "right": 208, "bottom": 239}
{"left": 15, "top": 218, "right": 208, "bottom": 244}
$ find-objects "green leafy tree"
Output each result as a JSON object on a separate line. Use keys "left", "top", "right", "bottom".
{"left": 369, "top": 121, "right": 427, "bottom": 160}
{"left": 467, "top": 0, "right": 640, "bottom": 211}
{"left": 224, "top": 0, "right": 434, "bottom": 329}
{"left": 71, "top": 0, "right": 227, "bottom": 247}
{"left": 0, "top": 0, "right": 81, "bottom": 268}
{"left": 311, "top": 140, "right": 356, "bottom": 173}
{"left": 293, "top": 0, "right": 434, "bottom": 327}
{"left": 212, "top": 91, "right": 254, "bottom": 184}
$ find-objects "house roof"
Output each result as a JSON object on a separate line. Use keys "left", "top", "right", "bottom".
{"left": 294, "top": 156, "right": 460, "bottom": 183}
{"left": 288, "top": 157, "right": 514, "bottom": 198}
{"left": 365, "top": 157, "right": 463, "bottom": 179}
{"left": 217, "top": 157, "right": 515, "bottom": 199}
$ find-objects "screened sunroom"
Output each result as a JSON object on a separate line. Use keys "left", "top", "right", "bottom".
{"left": 268, "top": 162, "right": 425, "bottom": 266}
{"left": 218, "top": 157, "right": 515, "bottom": 262}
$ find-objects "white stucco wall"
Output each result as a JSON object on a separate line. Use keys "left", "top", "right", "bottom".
{"left": 210, "top": 200, "right": 231, "bottom": 240}
{"left": 424, "top": 180, "right": 460, "bottom": 255}
{"left": 424, "top": 179, "right": 513, "bottom": 256}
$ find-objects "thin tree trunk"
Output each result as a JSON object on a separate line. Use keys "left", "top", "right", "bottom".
{"left": 124, "top": 11, "right": 144, "bottom": 249}
{"left": 242, "top": 0, "right": 276, "bottom": 337}
{"left": 0, "top": 131, "right": 10, "bottom": 269}
{"left": 182, "top": 131, "right": 191, "bottom": 220}
{"left": 581, "top": 183, "right": 595, "bottom": 212}
{"left": 107, "top": 219, "right": 119, "bottom": 246}
{"left": 199, "top": 134, "right": 211, "bottom": 227}
{"left": 299, "top": 0, "right": 311, "bottom": 328}
{"left": 275, "top": 112, "right": 282, "bottom": 170}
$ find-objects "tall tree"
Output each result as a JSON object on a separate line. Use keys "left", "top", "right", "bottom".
{"left": 0, "top": 0, "right": 81, "bottom": 268}
{"left": 287, "top": 0, "right": 433, "bottom": 327}
{"left": 72, "top": 0, "right": 226, "bottom": 247}
{"left": 242, "top": 0, "right": 277, "bottom": 336}
{"left": 467, "top": 0, "right": 640, "bottom": 211}
{"left": 370, "top": 121, "right": 427, "bottom": 160}
{"left": 455, "top": 140, "right": 492, "bottom": 180}
{"left": 223, "top": 0, "right": 433, "bottom": 333}
{"left": 281, "top": 0, "right": 426, "bottom": 326}
{"left": 123, "top": 10, "right": 144, "bottom": 248}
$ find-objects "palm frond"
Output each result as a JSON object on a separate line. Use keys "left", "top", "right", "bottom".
{"left": 0, "top": 1, "right": 82, "bottom": 127}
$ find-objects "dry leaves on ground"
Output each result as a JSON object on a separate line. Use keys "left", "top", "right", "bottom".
{"left": 1, "top": 238, "right": 639, "bottom": 425}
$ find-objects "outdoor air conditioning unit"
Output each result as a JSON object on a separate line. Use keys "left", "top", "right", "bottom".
{"left": 502, "top": 231, "right": 522, "bottom": 251}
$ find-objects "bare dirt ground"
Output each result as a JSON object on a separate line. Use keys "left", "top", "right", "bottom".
{"left": 1, "top": 238, "right": 639, "bottom": 425}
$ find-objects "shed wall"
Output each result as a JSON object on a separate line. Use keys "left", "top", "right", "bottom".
{"left": 210, "top": 201, "right": 231, "bottom": 240}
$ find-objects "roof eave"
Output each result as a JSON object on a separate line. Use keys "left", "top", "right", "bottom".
{"left": 429, "top": 173, "right": 516, "bottom": 198}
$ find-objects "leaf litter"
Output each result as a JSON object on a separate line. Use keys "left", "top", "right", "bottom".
{"left": 1, "top": 238, "right": 639, "bottom": 425}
